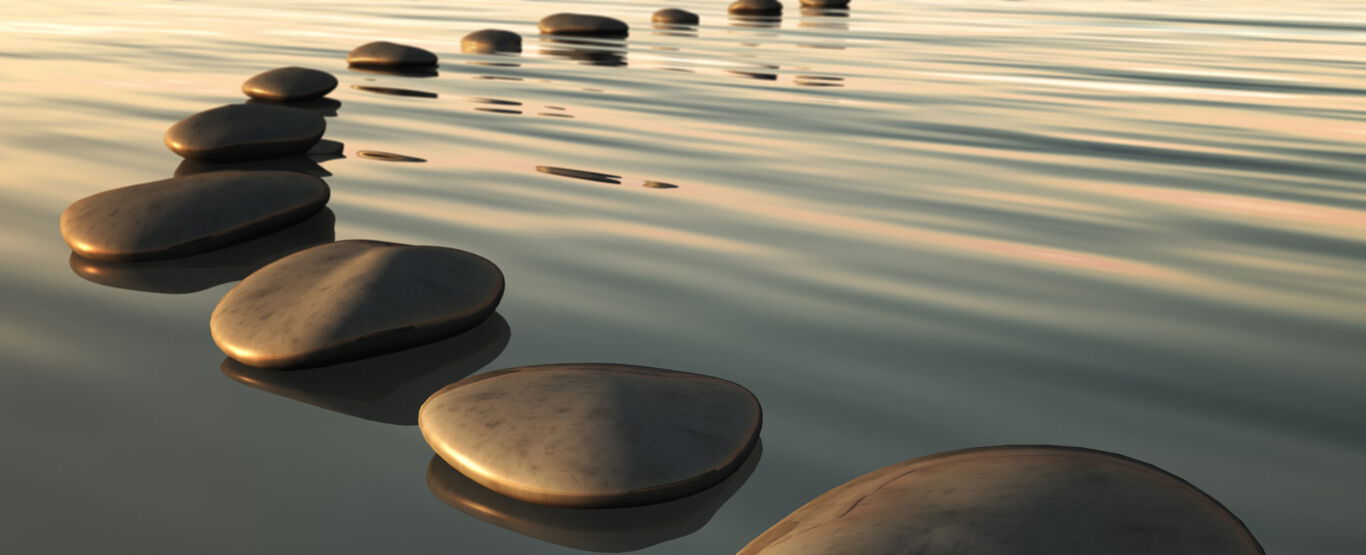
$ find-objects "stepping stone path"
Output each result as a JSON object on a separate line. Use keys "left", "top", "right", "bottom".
{"left": 211, "top": 240, "right": 504, "bottom": 369}
{"left": 348, "top": 41, "right": 438, "bottom": 67}
{"left": 738, "top": 445, "right": 1264, "bottom": 555}
{"left": 538, "top": 13, "right": 630, "bottom": 37}
{"left": 165, "top": 104, "right": 326, "bottom": 162}
{"left": 419, "top": 364, "right": 762, "bottom": 508}
{"left": 241, "top": 67, "right": 337, "bottom": 102}
{"left": 61, "top": 170, "right": 329, "bottom": 261}
{"left": 653, "top": 8, "right": 700, "bottom": 25}
{"left": 462, "top": 29, "right": 522, "bottom": 54}
{"left": 730, "top": 0, "right": 784, "bottom": 15}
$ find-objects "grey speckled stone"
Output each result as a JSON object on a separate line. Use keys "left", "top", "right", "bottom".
{"left": 164, "top": 104, "right": 326, "bottom": 162}
{"left": 652, "top": 8, "right": 699, "bottom": 25}
{"left": 348, "top": 41, "right": 438, "bottom": 67}
{"left": 738, "top": 445, "right": 1265, "bottom": 555}
{"left": 419, "top": 364, "right": 762, "bottom": 508}
{"left": 241, "top": 67, "right": 338, "bottom": 102}
{"left": 462, "top": 29, "right": 522, "bottom": 54}
{"left": 729, "top": 0, "right": 783, "bottom": 15}
{"left": 538, "top": 13, "right": 629, "bottom": 37}
{"left": 61, "top": 171, "right": 329, "bottom": 262}
{"left": 210, "top": 240, "right": 504, "bottom": 369}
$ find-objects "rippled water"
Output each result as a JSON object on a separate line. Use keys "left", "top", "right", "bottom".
{"left": 2, "top": 0, "right": 1364, "bottom": 552}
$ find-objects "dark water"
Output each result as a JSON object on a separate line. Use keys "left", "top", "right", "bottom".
{"left": 2, "top": 0, "right": 1364, "bottom": 553}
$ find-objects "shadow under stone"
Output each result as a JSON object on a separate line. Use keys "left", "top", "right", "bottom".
{"left": 541, "top": 37, "right": 627, "bottom": 67}
{"left": 174, "top": 154, "right": 333, "bottom": 178}
{"left": 245, "top": 97, "right": 343, "bottom": 117}
{"left": 349, "top": 65, "right": 439, "bottom": 78}
{"left": 352, "top": 85, "right": 439, "bottom": 99}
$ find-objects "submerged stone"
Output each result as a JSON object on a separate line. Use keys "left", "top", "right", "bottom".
{"left": 419, "top": 363, "right": 762, "bottom": 508}
{"left": 652, "top": 8, "right": 700, "bottom": 25}
{"left": 60, "top": 171, "right": 329, "bottom": 262}
{"left": 800, "top": 0, "right": 849, "bottom": 6}
{"left": 241, "top": 67, "right": 338, "bottom": 102}
{"left": 730, "top": 0, "right": 783, "bottom": 15}
{"left": 210, "top": 240, "right": 504, "bottom": 369}
{"left": 538, "top": 13, "right": 630, "bottom": 37}
{"left": 164, "top": 104, "right": 326, "bottom": 162}
{"left": 738, "top": 445, "right": 1264, "bottom": 555}
{"left": 462, "top": 29, "right": 522, "bottom": 54}
{"left": 348, "top": 41, "right": 438, "bottom": 67}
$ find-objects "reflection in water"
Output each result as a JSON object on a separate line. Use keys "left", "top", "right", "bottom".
{"left": 730, "top": 15, "right": 782, "bottom": 29}
{"left": 245, "top": 97, "right": 343, "bottom": 117}
{"left": 798, "top": 8, "right": 849, "bottom": 50}
{"left": 222, "top": 313, "right": 510, "bottom": 425}
{"left": 536, "top": 166, "right": 622, "bottom": 185}
{"left": 356, "top": 150, "right": 426, "bottom": 163}
{"left": 352, "top": 85, "right": 438, "bottom": 99}
{"left": 427, "top": 440, "right": 762, "bottom": 552}
{"left": 175, "top": 154, "right": 332, "bottom": 177}
{"left": 69, "top": 208, "right": 335, "bottom": 294}
{"left": 643, "top": 181, "right": 679, "bottom": 190}
{"left": 794, "top": 75, "right": 844, "bottom": 88}
{"left": 349, "top": 65, "right": 439, "bottom": 78}
{"left": 470, "top": 97, "right": 524, "bottom": 116}
{"left": 541, "top": 37, "right": 627, "bottom": 68}
{"left": 729, "top": 63, "right": 780, "bottom": 81}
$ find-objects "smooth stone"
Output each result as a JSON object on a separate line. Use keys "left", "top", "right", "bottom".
{"left": 462, "top": 29, "right": 522, "bottom": 54}
{"left": 652, "top": 8, "right": 699, "bottom": 25}
{"left": 241, "top": 67, "right": 338, "bottom": 102}
{"left": 419, "top": 363, "right": 762, "bottom": 508}
{"left": 347, "top": 41, "right": 438, "bottom": 67}
{"left": 799, "top": 0, "right": 848, "bottom": 6}
{"left": 738, "top": 445, "right": 1264, "bottom": 555}
{"left": 164, "top": 104, "right": 325, "bottom": 162}
{"left": 729, "top": 0, "right": 783, "bottom": 15}
{"left": 210, "top": 240, "right": 504, "bottom": 369}
{"left": 60, "top": 171, "right": 329, "bottom": 262}
{"left": 538, "top": 13, "right": 630, "bottom": 37}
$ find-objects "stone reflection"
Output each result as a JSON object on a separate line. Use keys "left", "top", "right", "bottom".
{"left": 729, "top": 63, "right": 780, "bottom": 81}
{"left": 541, "top": 37, "right": 627, "bottom": 67}
{"left": 174, "top": 153, "right": 333, "bottom": 178}
{"left": 352, "top": 85, "right": 438, "bottom": 99}
{"left": 350, "top": 66, "right": 439, "bottom": 78}
{"left": 799, "top": 7, "right": 849, "bottom": 50}
{"left": 795, "top": 75, "right": 845, "bottom": 87}
{"left": 245, "top": 97, "right": 343, "bottom": 117}
{"left": 470, "top": 97, "right": 524, "bottom": 115}
{"left": 356, "top": 150, "right": 426, "bottom": 163}
{"left": 69, "top": 208, "right": 335, "bottom": 294}
{"left": 536, "top": 165, "right": 622, "bottom": 185}
{"left": 427, "top": 440, "right": 762, "bottom": 552}
{"left": 221, "top": 313, "right": 510, "bottom": 425}
{"left": 730, "top": 15, "right": 782, "bottom": 30}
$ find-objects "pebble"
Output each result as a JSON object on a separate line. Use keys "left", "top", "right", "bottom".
{"left": 164, "top": 104, "right": 326, "bottom": 162}
{"left": 348, "top": 41, "right": 438, "bottom": 67}
{"left": 738, "top": 445, "right": 1264, "bottom": 555}
{"left": 729, "top": 0, "right": 784, "bottom": 15}
{"left": 61, "top": 170, "right": 329, "bottom": 262}
{"left": 538, "top": 13, "right": 630, "bottom": 37}
{"left": 462, "top": 29, "right": 522, "bottom": 54}
{"left": 241, "top": 67, "right": 338, "bottom": 102}
{"left": 210, "top": 240, "right": 504, "bottom": 369}
{"left": 800, "top": 0, "right": 849, "bottom": 6}
{"left": 652, "top": 8, "right": 700, "bottom": 25}
{"left": 418, "top": 363, "right": 762, "bottom": 508}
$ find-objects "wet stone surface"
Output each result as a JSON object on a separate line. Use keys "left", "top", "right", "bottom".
{"left": 462, "top": 29, "right": 523, "bottom": 54}
{"left": 164, "top": 104, "right": 326, "bottom": 162}
{"left": 348, "top": 41, "right": 438, "bottom": 67}
{"left": 538, "top": 13, "right": 630, "bottom": 37}
{"left": 241, "top": 67, "right": 338, "bottom": 102}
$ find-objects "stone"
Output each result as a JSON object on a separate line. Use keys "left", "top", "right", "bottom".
{"left": 462, "top": 29, "right": 522, "bottom": 54}
{"left": 800, "top": 0, "right": 848, "bottom": 6}
{"left": 164, "top": 104, "right": 326, "bottom": 162}
{"left": 210, "top": 240, "right": 504, "bottom": 369}
{"left": 418, "top": 364, "right": 762, "bottom": 508}
{"left": 347, "top": 41, "right": 438, "bottom": 67}
{"left": 241, "top": 67, "right": 338, "bottom": 102}
{"left": 174, "top": 154, "right": 331, "bottom": 178}
{"left": 652, "top": 8, "right": 700, "bottom": 25}
{"left": 60, "top": 171, "right": 329, "bottom": 262}
{"left": 538, "top": 13, "right": 629, "bottom": 37}
{"left": 738, "top": 445, "right": 1264, "bottom": 555}
{"left": 729, "top": 0, "right": 784, "bottom": 15}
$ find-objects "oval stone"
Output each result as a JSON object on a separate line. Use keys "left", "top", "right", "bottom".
{"left": 210, "top": 240, "right": 504, "bottom": 369}
{"left": 738, "top": 445, "right": 1264, "bottom": 555}
{"left": 347, "top": 41, "right": 438, "bottom": 67}
{"left": 652, "top": 8, "right": 700, "bottom": 25}
{"left": 538, "top": 13, "right": 630, "bottom": 37}
{"left": 462, "top": 29, "right": 522, "bottom": 54}
{"left": 800, "top": 0, "right": 849, "bottom": 6}
{"left": 419, "top": 364, "right": 762, "bottom": 508}
{"left": 729, "top": 0, "right": 784, "bottom": 15}
{"left": 241, "top": 67, "right": 338, "bottom": 102}
{"left": 165, "top": 104, "right": 326, "bottom": 162}
{"left": 60, "top": 171, "right": 329, "bottom": 262}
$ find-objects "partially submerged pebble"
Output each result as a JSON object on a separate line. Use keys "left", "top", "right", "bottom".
{"left": 652, "top": 8, "right": 700, "bottom": 25}
{"left": 357, "top": 150, "right": 426, "bottom": 162}
{"left": 165, "top": 104, "right": 325, "bottom": 162}
{"left": 800, "top": 0, "right": 849, "bottom": 6}
{"left": 738, "top": 445, "right": 1264, "bottom": 555}
{"left": 730, "top": 0, "right": 784, "bottom": 15}
{"left": 538, "top": 13, "right": 630, "bottom": 37}
{"left": 348, "top": 41, "right": 438, "bottom": 67}
{"left": 462, "top": 29, "right": 522, "bottom": 54}
{"left": 419, "top": 363, "right": 762, "bottom": 508}
{"left": 61, "top": 171, "right": 329, "bottom": 262}
{"left": 211, "top": 240, "right": 504, "bottom": 369}
{"left": 241, "top": 67, "right": 338, "bottom": 102}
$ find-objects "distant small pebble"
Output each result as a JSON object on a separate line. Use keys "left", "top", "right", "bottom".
{"left": 165, "top": 104, "right": 325, "bottom": 162}
{"left": 539, "top": 13, "right": 630, "bottom": 37}
{"left": 729, "top": 0, "right": 784, "bottom": 15}
{"left": 462, "top": 29, "right": 522, "bottom": 54}
{"left": 348, "top": 41, "right": 438, "bottom": 67}
{"left": 652, "top": 8, "right": 700, "bottom": 25}
{"left": 799, "top": 0, "right": 849, "bottom": 6}
{"left": 241, "top": 67, "right": 337, "bottom": 102}
{"left": 357, "top": 150, "right": 426, "bottom": 163}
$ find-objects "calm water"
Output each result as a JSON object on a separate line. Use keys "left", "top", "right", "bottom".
{"left": 2, "top": 0, "right": 1364, "bottom": 552}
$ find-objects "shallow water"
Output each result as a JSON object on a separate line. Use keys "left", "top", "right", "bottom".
{"left": 2, "top": 0, "right": 1364, "bottom": 552}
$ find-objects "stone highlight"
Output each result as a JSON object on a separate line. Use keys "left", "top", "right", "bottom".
{"left": 241, "top": 67, "right": 338, "bottom": 102}
{"left": 652, "top": 8, "right": 700, "bottom": 25}
{"left": 729, "top": 0, "right": 784, "bottom": 15}
{"left": 538, "top": 13, "right": 630, "bottom": 37}
{"left": 348, "top": 41, "right": 439, "bottom": 67}
{"left": 462, "top": 29, "right": 523, "bottom": 54}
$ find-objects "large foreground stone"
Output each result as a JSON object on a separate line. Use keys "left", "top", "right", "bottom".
{"left": 462, "top": 29, "right": 522, "bottom": 54}
{"left": 729, "top": 0, "right": 783, "bottom": 15}
{"left": 165, "top": 104, "right": 325, "bottom": 162}
{"left": 348, "top": 41, "right": 438, "bottom": 67}
{"left": 738, "top": 445, "right": 1264, "bottom": 555}
{"left": 211, "top": 240, "right": 504, "bottom": 369}
{"left": 241, "top": 67, "right": 338, "bottom": 102}
{"left": 419, "top": 364, "right": 762, "bottom": 508}
{"left": 61, "top": 171, "right": 329, "bottom": 262}
{"left": 539, "top": 13, "right": 629, "bottom": 37}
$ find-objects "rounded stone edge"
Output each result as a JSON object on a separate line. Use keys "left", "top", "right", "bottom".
{"left": 462, "top": 29, "right": 523, "bottom": 54}
{"left": 163, "top": 105, "right": 328, "bottom": 163}
{"left": 240, "top": 67, "right": 339, "bottom": 102}
{"left": 346, "top": 41, "right": 440, "bottom": 68}
{"left": 537, "top": 13, "right": 631, "bottom": 38}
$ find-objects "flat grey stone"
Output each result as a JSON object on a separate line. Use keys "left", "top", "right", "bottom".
{"left": 538, "top": 13, "right": 629, "bottom": 37}
{"left": 348, "top": 41, "right": 438, "bottom": 67}
{"left": 210, "top": 240, "right": 504, "bottom": 369}
{"left": 418, "top": 364, "right": 762, "bottom": 508}
{"left": 738, "top": 445, "right": 1264, "bottom": 555}
{"left": 241, "top": 67, "right": 338, "bottom": 102}
{"left": 730, "top": 0, "right": 784, "bottom": 15}
{"left": 61, "top": 171, "right": 329, "bottom": 262}
{"left": 164, "top": 104, "right": 326, "bottom": 162}
{"left": 652, "top": 8, "right": 699, "bottom": 25}
{"left": 462, "top": 29, "right": 522, "bottom": 54}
